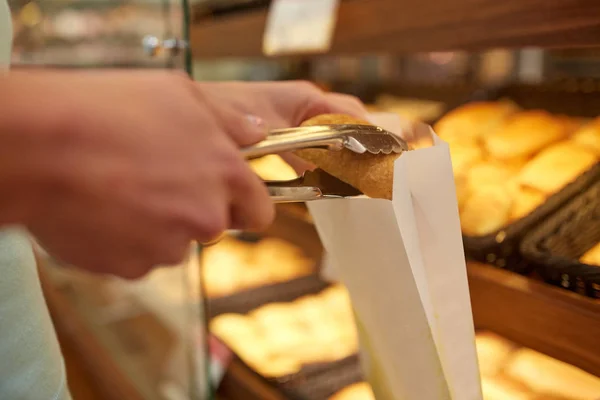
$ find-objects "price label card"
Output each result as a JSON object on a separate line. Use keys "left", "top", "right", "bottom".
{"left": 263, "top": 0, "right": 340, "bottom": 56}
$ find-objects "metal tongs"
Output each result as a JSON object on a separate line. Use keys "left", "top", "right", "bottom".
{"left": 242, "top": 124, "right": 418, "bottom": 203}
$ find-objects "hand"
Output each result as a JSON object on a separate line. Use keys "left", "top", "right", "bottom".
{"left": 1, "top": 70, "right": 273, "bottom": 279}
{"left": 198, "top": 81, "right": 368, "bottom": 173}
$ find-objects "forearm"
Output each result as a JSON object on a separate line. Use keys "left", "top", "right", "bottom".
{"left": 0, "top": 72, "right": 69, "bottom": 226}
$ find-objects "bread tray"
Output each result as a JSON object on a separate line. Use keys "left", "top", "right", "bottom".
{"left": 450, "top": 81, "right": 600, "bottom": 273}
{"left": 463, "top": 162, "right": 600, "bottom": 274}
{"left": 210, "top": 280, "right": 364, "bottom": 400}
{"left": 520, "top": 178, "right": 600, "bottom": 299}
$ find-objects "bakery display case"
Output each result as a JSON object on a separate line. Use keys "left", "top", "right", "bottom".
{"left": 32, "top": 0, "right": 600, "bottom": 399}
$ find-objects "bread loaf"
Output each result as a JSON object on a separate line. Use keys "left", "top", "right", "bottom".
{"left": 295, "top": 114, "right": 401, "bottom": 200}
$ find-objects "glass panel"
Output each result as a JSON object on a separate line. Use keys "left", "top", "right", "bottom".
{"left": 38, "top": 242, "right": 206, "bottom": 400}
{"left": 9, "top": 0, "right": 187, "bottom": 68}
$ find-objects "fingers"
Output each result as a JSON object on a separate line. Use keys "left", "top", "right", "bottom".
{"left": 226, "top": 160, "right": 275, "bottom": 231}
{"left": 227, "top": 113, "right": 269, "bottom": 147}
{"left": 209, "top": 102, "right": 269, "bottom": 147}
{"left": 284, "top": 81, "right": 368, "bottom": 124}
{"left": 324, "top": 92, "right": 369, "bottom": 119}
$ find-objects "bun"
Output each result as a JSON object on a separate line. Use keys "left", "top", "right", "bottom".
{"left": 434, "top": 101, "right": 518, "bottom": 146}
{"left": 485, "top": 111, "right": 575, "bottom": 160}
{"left": 518, "top": 141, "right": 598, "bottom": 194}
{"left": 295, "top": 114, "right": 401, "bottom": 199}
{"left": 449, "top": 144, "right": 484, "bottom": 177}
{"left": 509, "top": 186, "right": 546, "bottom": 221}
{"left": 505, "top": 348, "right": 600, "bottom": 399}
{"left": 475, "top": 332, "right": 516, "bottom": 377}
{"left": 460, "top": 185, "right": 512, "bottom": 236}
{"left": 480, "top": 377, "right": 532, "bottom": 400}
{"left": 572, "top": 118, "right": 600, "bottom": 156}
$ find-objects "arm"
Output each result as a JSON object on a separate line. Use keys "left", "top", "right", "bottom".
{"left": 0, "top": 71, "right": 367, "bottom": 278}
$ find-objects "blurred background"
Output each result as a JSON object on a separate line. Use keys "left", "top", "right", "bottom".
{"left": 9, "top": 0, "right": 600, "bottom": 399}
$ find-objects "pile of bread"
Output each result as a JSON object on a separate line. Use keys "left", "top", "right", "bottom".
{"left": 330, "top": 332, "right": 600, "bottom": 400}
{"left": 203, "top": 235, "right": 314, "bottom": 298}
{"left": 434, "top": 102, "right": 600, "bottom": 236}
{"left": 209, "top": 284, "right": 357, "bottom": 377}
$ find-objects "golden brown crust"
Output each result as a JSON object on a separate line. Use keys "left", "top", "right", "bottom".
{"left": 572, "top": 117, "right": 600, "bottom": 156}
{"left": 460, "top": 185, "right": 513, "bottom": 236}
{"left": 509, "top": 186, "right": 546, "bottom": 221}
{"left": 518, "top": 141, "right": 598, "bottom": 194}
{"left": 295, "top": 114, "right": 401, "bottom": 200}
{"left": 484, "top": 111, "right": 577, "bottom": 160}
{"left": 475, "top": 332, "right": 517, "bottom": 377}
{"left": 505, "top": 348, "right": 600, "bottom": 398}
{"left": 434, "top": 101, "right": 519, "bottom": 145}
{"left": 480, "top": 376, "right": 532, "bottom": 400}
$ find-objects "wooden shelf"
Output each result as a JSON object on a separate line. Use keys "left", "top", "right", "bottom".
{"left": 468, "top": 262, "right": 600, "bottom": 377}
{"left": 43, "top": 261, "right": 600, "bottom": 399}
{"left": 190, "top": 0, "right": 600, "bottom": 59}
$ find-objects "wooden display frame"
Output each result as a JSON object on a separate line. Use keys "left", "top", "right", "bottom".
{"left": 190, "top": 0, "right": 600, "bottom": 59}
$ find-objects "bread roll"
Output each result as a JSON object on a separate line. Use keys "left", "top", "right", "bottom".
{"left": 467, "top": 162, "right": 516, "bottom": 193}
{"left": 509, "top": 186, "right": 547, "bottom": 221}
{"left": 434, "top": 101, "right": 518, "bottom": 145}
{"left": 580, "top": 242, "right": 600, "bottom": 266}
{"left": 481, "top": 377, "right": 533, "bottom": 400}
{"left": 476, "top": 332, "right": 517, "bottom": 377}
{"left": 505, "top": 348, "right": 600, "bottom": 400}
{"left": 572, "top": 118, "right": 600, "bottom": 156}
{"left": 460, "top": 185, "right": 513, "bottom": 236}
{"left": 329, "top": 382, "right": 375, "bottom": 400}
{"left": 450, "top": 143, "right": 484, "bottom": 177}
{"left": 485, "top": 111, "right": 576, "bottom": 160}
{"left": 518, "top": 141, "right": 598, "bottom": 194}
{"left": 294, "top": 114, "right": 401, "bottom": 200}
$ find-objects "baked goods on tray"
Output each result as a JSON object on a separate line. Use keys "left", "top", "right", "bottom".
{"left": 435, "top": 102, "right": 600, "bottom": 236}
{"left": 518, "top": 141, "right": 598, "bottom": 195}
{"left": 475, "top": 332, "right": 517, "bottom": 377}
{"left": 295, "top": 114, "right": 402, "bottom": 200}
{"left": 329, "top": 331, "right": 600, "bottom": 400}
{"left": 209, "top": 284, "right": 358, "bottom": 378}
{"left": 202, "top": 235, "right": 314, "bottom": 298}
{"left": 505, "top": 348, "right": 600, "bottom": 400}
{"left": 572, "top": 117, "right": 600, "bottom": 156}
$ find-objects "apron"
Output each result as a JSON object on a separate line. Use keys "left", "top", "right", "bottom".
{"left": 0, "top": 3, "right": 70, "bottom": 398}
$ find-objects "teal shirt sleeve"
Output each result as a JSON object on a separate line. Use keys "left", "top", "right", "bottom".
{"left": 0, "top": 228, "right": 71, "bottom": 400}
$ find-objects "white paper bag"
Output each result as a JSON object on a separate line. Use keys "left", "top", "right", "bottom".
{"left": 307, "top": 113, "right": 482, "bottom": 400}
